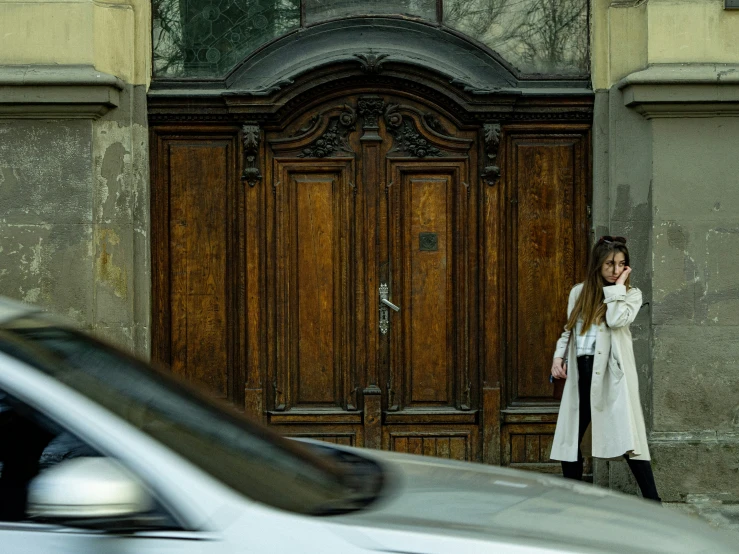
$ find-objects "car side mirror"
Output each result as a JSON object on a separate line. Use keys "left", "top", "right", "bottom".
{"left": 28, "top": 457, "right": 154, "bottom": 529}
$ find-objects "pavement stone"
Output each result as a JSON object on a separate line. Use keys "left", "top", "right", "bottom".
{"left": 664, "top": 500, "right": 739, "bottom": 539}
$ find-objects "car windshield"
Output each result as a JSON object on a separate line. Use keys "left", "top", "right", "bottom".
{"left": 0, "top": 319, "right": 382, "bottom": 516}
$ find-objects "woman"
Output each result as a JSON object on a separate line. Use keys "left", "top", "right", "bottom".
{"left": 550, "top": 236, "right": 661, "bottom": 502}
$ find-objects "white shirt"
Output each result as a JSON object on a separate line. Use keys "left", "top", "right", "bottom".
{"left": 575, "top": 318, "right": 597, "bottom": 356}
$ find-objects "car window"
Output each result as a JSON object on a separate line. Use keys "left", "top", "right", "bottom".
{"left": 0, "top": 388, "right": 168, "bottom": 526}
{"left": 0, "top": 322, "right": 383, "bottom": 516}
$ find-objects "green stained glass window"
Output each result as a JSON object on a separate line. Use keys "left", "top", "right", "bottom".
{"left": 303, "top": 0, "right": 436, "bottom": 25}
{"left": 153, "top": 0, "right": 300, "bottom": 78}
{"left": 444, "top": 0, "right": 589, "bottom": 75}
{"left": 152, "top": 0, "right": 589, "bottom": 79}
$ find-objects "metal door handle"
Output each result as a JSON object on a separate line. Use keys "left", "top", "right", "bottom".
{"left": 379, "top": 283, "right": 399, "bottom": 335}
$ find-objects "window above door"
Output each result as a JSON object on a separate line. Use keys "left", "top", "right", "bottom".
{"left": 152, "top": 0, "right": 589, "bottom": 80}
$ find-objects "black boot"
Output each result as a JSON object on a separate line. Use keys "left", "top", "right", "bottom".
{"left": 625, "top": 456, "right": 661, "bottom": 503}
{"left": 561, "top": 456, "right": 584, "bottom": 481}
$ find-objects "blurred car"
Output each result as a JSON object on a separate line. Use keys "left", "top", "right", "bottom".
{"left": 0, "top": 296, "right": 734, "bottom": 554}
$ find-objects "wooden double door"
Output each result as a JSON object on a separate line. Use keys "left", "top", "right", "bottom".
{"left": 261, "top": 95, "right": 480, "bottom": 459}
{"left": 151, "top": 89, "right": 591, "bottom": 467}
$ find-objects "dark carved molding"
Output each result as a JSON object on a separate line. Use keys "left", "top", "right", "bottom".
{"left": 241, "top": 124, "right": 262, "bottom": 187}
{"left": 298, "top": 104, "right": 357, "bottom": 158}
{"left": 292, "top": 113, "right": 320, "bottom": 137}
{"left": 472, "top": 111, "right": 593, "bottom": 122}
{"left": 354, "top": 53, "right": 389, "bottom": 74}
{"left": 272, "top": 74, "right": 591, "bottom": 127}
{"left": 148, "top": 70, "right": 592, "bottom": 127}
{"left": 147, "top": 69, "right": 593, "bottom": 129}
{"left": 149, "top": 108, "right": 592, "bottom": 125}
{"left": 148, "top": 104, "right": 593, "bottom": 126}
{"left": 423, "top": 113, "right": 451, "bottom": 136}
{"left": 384, "top": 104, "right": 441, "bottom": 158}
{"left": 357, "top": 95, "right": 385, "bottom": 141}
{"left": 148, "top": 113, "right": 235, "bottom": 122}
{"left": 481, "top": 123, "right": 501, "bottom": 186}
{"left": 273, "top": 74, "right": 482, "bottom": 126}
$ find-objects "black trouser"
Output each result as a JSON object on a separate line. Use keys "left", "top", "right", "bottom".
{"left": 561, "top": 355, "right": 661, "bottom": 502}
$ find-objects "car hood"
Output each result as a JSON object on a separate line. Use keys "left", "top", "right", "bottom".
{"left": 324, "top": 449, "right": 736, "bottom": 554}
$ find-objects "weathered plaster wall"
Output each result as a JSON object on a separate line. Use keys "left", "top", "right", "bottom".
{"left": 0, "top": 121, "right": 95, "bottom": 319}
{"left": 0, "top": 0, "right": 151, "bottom": 355}
{"left": 592, "top": 0, "right": 739, "bottom": 500}
{"left": 649, "top": 116, "right": 739, "bottom": 500}
{"left": 590, "top": 85, "right": 654, "bottom": 496}
{"left": 91, "top": 83, "right": 150, "bottom": 353}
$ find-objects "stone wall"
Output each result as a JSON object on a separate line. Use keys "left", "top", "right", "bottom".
{"left": 0, "top": 0, "right": 151, "bottom": 355}
{"left": 592, "top": 0, "right": 739, "bottom": 500}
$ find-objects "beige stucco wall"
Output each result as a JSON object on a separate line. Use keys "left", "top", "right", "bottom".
{"left": 593, "top": 0, "right": 739, "bottom": 90}
{"left": 591, "top": 0, "right": 648, "bottom": 91}
{"left": 648, "top": 0, "right": 739, "bottom": 66}
{"left": 0, "top": 0, "right": 150, "bottom": 86}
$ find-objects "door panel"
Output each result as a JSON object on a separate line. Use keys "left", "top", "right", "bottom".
{"left": 516, "top": 141, "right": 576, "bottom": 400}
{"left": 382, "top": 159, "right": 477, "bottom": 460}
{"left": 263, "top": 96, "right": 479, "bottom": 456}
{"left": 268, "top": 161, "right": 356, "bottom": 412}
{"left": 151, "top": 135, "right": 243, "bottom": 403}
{"left": 385, "top": 162, "right": 473, "bottom": 416}
{"left": 502, "top": 423, "right": 559, "bottom": 473}
{"left": 501, "top": 125, "right": 590, "bottom": 473}
{"left": 273, "top": 424, "right": 362, "bottom": 448}
{"left": 170, "top": 144, "right": 229, "bottom": 396}
{"left": 295, "top": 174, "right": 339, "bottom": 404}
{"left": 506, "top": 131, "right": 590, "bottom": 404}
{"left": 404, "top": 174, "right": 451, "bottom": 406}
{"left": 383, "top": 427, "right": 478, "bottom": 462}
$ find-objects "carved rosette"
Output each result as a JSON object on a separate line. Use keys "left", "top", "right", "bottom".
{"left": 481, "top": 122, "right": 501, "bottom": 186}
{"left": 241, "top": 123, "right": 262, "bottom": 187}
{"left": 357, "top": 95, "right": 385, "bottom": 141}
{"left": 384, "top": 104, "right": 441, "bottom": 158}
{"left": 298, "top": 104, "right": 357, "bottom": 158}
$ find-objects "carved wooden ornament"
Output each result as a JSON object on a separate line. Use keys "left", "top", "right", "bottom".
{"left": 482, "top": 122, "right": 501, "bottom": 186}
{"left": 241, "top": 124, "right": 262, "bottom": 187}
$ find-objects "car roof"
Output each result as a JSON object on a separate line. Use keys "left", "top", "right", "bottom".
{"left": 0, "top": 296, "right": 46, "bottom": 325}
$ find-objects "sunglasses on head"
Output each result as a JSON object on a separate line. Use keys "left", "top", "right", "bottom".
{"left": 598, "top": 235, "right": 627, "bottom": 245}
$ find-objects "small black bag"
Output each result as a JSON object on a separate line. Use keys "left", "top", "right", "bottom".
{"left": 550, "top": 374, "right": 565, "bottom": 401}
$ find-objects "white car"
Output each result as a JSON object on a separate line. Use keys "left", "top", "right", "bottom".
{"left": 0, "top": 296, "right": 734, "bottom": 554}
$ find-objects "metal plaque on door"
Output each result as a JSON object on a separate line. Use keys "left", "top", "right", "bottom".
{"left": 419, "top": 232, "right": 438, "bottom": 251}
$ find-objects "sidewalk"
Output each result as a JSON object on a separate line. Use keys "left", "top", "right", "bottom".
{"left": 664, "top": 498, "right": 739, "bottom": 538}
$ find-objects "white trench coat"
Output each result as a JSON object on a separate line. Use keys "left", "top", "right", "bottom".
{"left": 550, "top": 283, "right": 650, "bottom": 462}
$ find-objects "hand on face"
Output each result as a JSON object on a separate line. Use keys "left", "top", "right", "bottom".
{"left": 616, "top": 266, "right": 631, "bottom": 286}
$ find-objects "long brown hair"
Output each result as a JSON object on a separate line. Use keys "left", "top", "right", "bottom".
{"left": 566, "top": 239, "right": 631, "bottom": 333}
